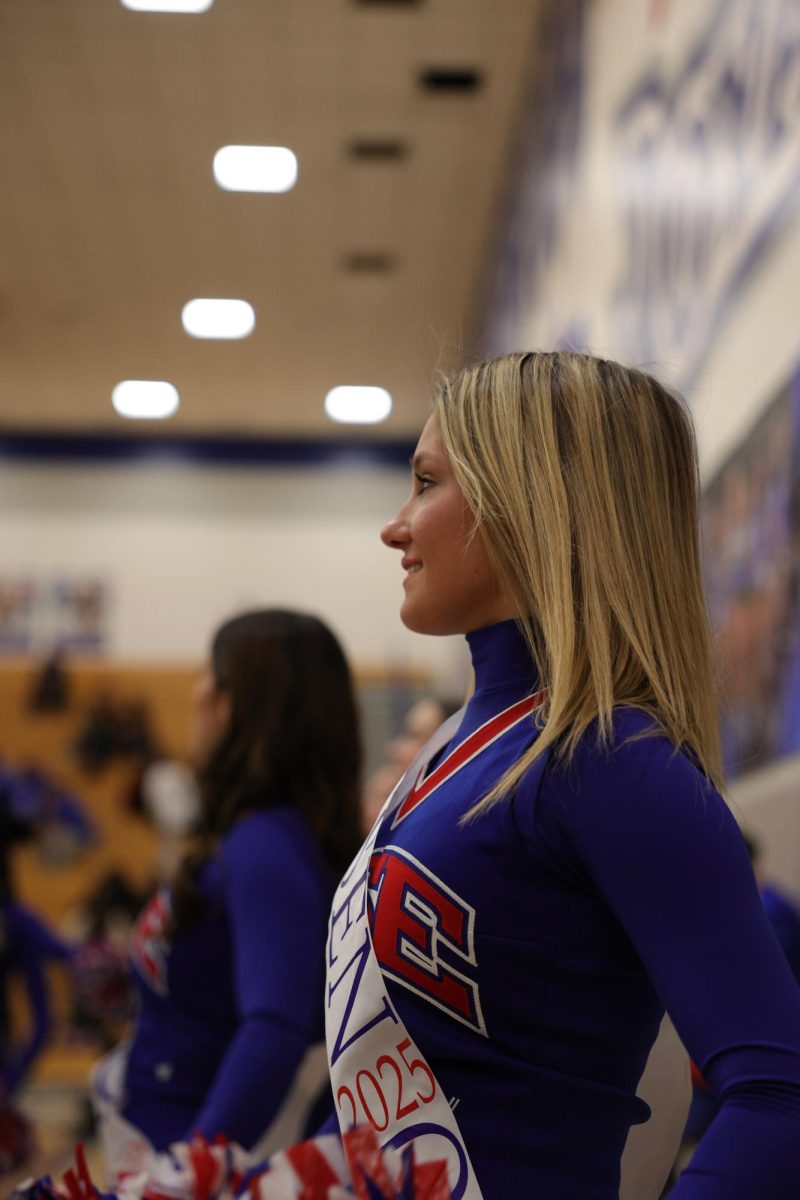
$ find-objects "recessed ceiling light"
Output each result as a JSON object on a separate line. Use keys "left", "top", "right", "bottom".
{"left": 213, "top": 146, "right": 298, "bottom": 193}
{"left": 182, "top": 298, "right": 255, "bottom": 339}
{"left": 112, "top": 381, "right": 179, "bottom": 420}
{"left": 120, "top": 0, "right": 213, "bottom": 11}
{"left": 324, "top": 386, "right": 392, "bottom": 425}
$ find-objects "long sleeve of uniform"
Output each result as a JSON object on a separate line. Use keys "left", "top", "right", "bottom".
{"left": 1, "top": 903, "right": 71, "bottom": 1095}
{"left": 189, "top": 812, "right": 330, "bottom": 1147}
{"left": 2, "top": 944, "right": 48, "bottom": 1095}
{"left": 528, "top": 712, "right": 800, "bottom": 1198}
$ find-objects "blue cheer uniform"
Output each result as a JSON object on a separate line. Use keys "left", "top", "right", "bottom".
{"left": 363, "top": 620, "right": 800, "bottom": 1198}
{"left": 124, "top": 806, "right": 333, "bottom": 1151}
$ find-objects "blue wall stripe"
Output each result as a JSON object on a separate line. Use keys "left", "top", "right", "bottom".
{"left": 0, "top": 430, "right": 417, "bottom": 469}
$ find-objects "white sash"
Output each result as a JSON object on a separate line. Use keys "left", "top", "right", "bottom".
{"left": 326, "top": 699, "right": 545, "bottom": 1200}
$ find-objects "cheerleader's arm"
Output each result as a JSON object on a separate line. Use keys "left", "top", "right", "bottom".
{"left": 189, "top": 811, "right": 329, "bottom": 1148}
{"left": 546, "top": 712, "right": 800, "bottom": 1199}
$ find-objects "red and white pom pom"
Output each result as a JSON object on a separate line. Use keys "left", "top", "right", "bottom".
{"left": 11, "top": 1128, "right": 453, "bottom": 1200}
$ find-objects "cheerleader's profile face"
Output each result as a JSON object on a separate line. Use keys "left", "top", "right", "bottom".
{"left": 189, "top": 664, "right": 231, "bottom": 769}
{"left": 381, "top": 416, "right": 516, "bottom": 635}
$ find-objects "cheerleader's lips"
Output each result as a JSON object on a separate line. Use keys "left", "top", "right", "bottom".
{"left": 402, "top": 557, "right": 422, "bottom": 585}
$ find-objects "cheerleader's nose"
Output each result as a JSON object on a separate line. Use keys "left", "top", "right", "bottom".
{"left": 381, "top": 510, "right": 410, "bottom": 549}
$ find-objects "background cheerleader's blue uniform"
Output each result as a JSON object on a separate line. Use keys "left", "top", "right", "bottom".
{"left": 364, "top": 620, "right": 800, "bottom": 1199}
{"left": 0, "top": 902, "right": 71, "bottom": 1096}
{"left": 123, "top": 807, "right": 333, "bottom": 1150}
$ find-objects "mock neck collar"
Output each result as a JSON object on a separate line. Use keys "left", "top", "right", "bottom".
{"left": 466, "top": 619, "right": 539, "bottom": 697}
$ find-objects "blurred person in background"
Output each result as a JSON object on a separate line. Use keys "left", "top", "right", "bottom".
{"left": 91, "top": 609, "right": 362, "bottom": 1183}
{"left": 0, "top": 903, "right": 71, "bottom": 1101}
{"left": 361, "top": 697, "right": 450, "bottom": 831}
{"left": 0, "top": 875, "right": 72, "bottom": 1175}
{"left": 139, "top": 759, "right": 201, "bottom": 884}
{"left": 683, "top": 831, "right": 800, "bottom": 1149}
{"left": 73, "top": 692, "right": 158, "bottom": 775}
{"left": 744, "top": 832, "right": 800, "bottom": 983}
{"left": 0, "top": 899, "right": 72, "bottom": 1174}
{"left": 26, "top": 648, "right": 70, "bottom": 714}
{"left": 0, "top": 774, "right": 73, "bottom": 1130}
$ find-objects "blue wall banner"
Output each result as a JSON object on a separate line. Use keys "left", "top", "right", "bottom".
{"left": 614, "top": 0, "right": 800, "bottom": 390}
{"left": 481, "top": 0, "right": 800, "bottom": 392}
{"left": 481, "top": 0, "right": 586, "bottom": 357}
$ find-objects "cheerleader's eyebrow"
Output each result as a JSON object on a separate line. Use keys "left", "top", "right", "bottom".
{"left": 410, "top": 451, "right": 438, "bottom": 471}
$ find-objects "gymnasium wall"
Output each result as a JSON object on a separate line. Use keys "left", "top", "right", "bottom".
{"left": 479, "top": 0, "right": 800, "bottom": 892}
{"left": 0, "top": 457, "right": 471, "bottom": 696}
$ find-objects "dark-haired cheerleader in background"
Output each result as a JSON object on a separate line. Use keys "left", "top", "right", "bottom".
{"left": 92, "top": 609, "right": 362, "bottom": 1183}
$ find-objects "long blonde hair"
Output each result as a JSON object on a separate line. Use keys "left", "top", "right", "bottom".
{"left": 432, "top": 351, "right": 723, "bottom": 812}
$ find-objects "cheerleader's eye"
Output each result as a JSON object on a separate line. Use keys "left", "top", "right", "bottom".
{"left": 415, "top": 473, "right": 434, "bottom": 495}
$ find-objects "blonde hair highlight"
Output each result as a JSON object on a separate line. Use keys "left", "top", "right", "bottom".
{"left": 432, "top": 351, "right": 724, "bottom": 813}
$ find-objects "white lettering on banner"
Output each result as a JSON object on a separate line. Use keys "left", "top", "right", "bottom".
{"left": 614, "top": 0, "right": 800, "bottom": 388}
{"left": 481, "top": 0, "right": 586, "bottom": 357}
